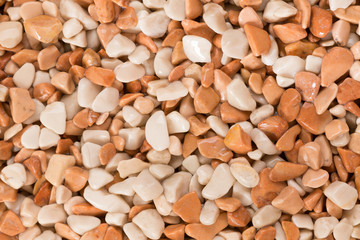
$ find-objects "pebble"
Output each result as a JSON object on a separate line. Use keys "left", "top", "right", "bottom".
{"left": 263, "top": 0, "right": 297, "bottom": 23}
{"left": 67, "top": 215, "right": 100, "bottom": 235}
{"left": 162, "top": 172, "right": 192, "bottom": 203}
{"left": 0, "top": 21, "right": 23, "bottom": 48}
{"left": 273, "top": 56, "right": 305, "bottom": 78}
{"left": 62, "top": 30, "right": 87, "bottom": 48}
{"left": 139, "top": 10, "right": 170, "bottom": 38}
{"left": 114, "top": 61, "right": 145, "bottom": 83}
{"left": 60, "top": 0, "right": 98, "bottom": 30}
{"left": 314, "top": 216, "right": 339, "bottom": 238}
{"left": 230, "top": 160, "right": 259, "bottom": 188}
{"left": 91, "top": 87, "right": 119, "bottom": 113}
{"left": 38, "top": 204, "right": 67, "bottom": 227}
{"left": 156, "top": 81, "right": 188, "bottom": 101}
{"left": 292, "top": 214, "right": 314, "bottom": 230}
{"left": 133, "top": 169, "right": 163, "bottom": 201}
{"left": 118, "top": 128, "right": 145, "bottom": 150}
{"left": 166, "top": 111, "right": 190, "bottom": 134}
{"left": 329, "top": 0, "right": 353, "bottom": 11}
{"left": 106, "top": 33, "right": 136, "bottom": 58}
{"left": 271, "top": 186, "right": 304, "bottom": 215}
{"left": 203, "top": 3, "right": 227, "bottom": 34}
{"left": 21, "top": 125, "right": 40, "bottom": 149}
{"left": 182, "top": 35, "right": 212, "bottom": 63}
{"left": 62, "top": 18, "right": 83, "bottom": 39}
{"left": 45, "top": 154, "right": 75, "bottom": 187}
{"left": 197, "top": 136, "right": 233, "bottom": 162}
{"left": 305, "top": 55, "right": 322, "bottom": 74}
{"left": 250, "top": 128, "right": 279, "bottom": 155}
{"left": 252, "top": 205, "right": 282, "bottom": 229}
{"left": 324, "top": 181, "right": 358, "bottom": 210}
{"left": 133, "top": 209, "right": 165, "bottom": 239}
{"left": 227, "top": 78, "right": 256, "bottom": 111}
{"left": 172, "top": 191, "right": 201, "bottom": 223}
{"left": 88, "top": 168, "right": 113, "bottom": 190}
{"left": 221, "top": 29, "right": 249, "bottom": 60}
{"left": 164, "top": 0, "right": 185, "bottom": 21}
{"left": 202, "top": 163, "right": 235, "bottom": 200}
{"left": 261, "top": 35, "right": 279, "bottom": 66}
{"left": 9, "top": 88, "right": 36, "bottom": 124}
{"left": 123, "top": 222, "right": 147, "bottom": 240}
{"left": 239, "top": 7, "right": 263, "bottom": 28}
{"left": 224, "top": 124, "right": 252, "bottom": 154}
{"left": 0, "top": 163, "right": 26, "bottom": 189}
{"left": 13, "top": 63, "right": 35, "bottom": 89}
{"left": 145, "top": 110, "right": 169, "bottom": 151}
{"left": 269, "top": 161, "right": 308, "bottom": 182}
{"left": 185, "top": 213, "right": 228, "bottom": 240}
{"left": 24, "top": 15, "right": 62, "bottom": 43}
{"left": 194, "top": 86, "right": 220, "bottom": 114}
{"left": 40, "top": 101, "right": 66, "bottom": 134}
{"left": 129, "top": 45, "right": 150, "bottom": 65}
{"left": 244, "top": 23, "right": 271, "bottom": 56}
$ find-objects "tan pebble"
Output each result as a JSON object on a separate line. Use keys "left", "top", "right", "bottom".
{"left": 38, "top": 45, "right": 61, "bottom": 70}
{"left": 324, "top": 119, "right": 349, "bottom": 141}
{"left": 104, "top": 226, "right": 122, "bottom": 240}
{"left": 337, "top": 147, "right": 360, "bottom": 173}
{"left": 248, "top": 72, "right": 263, "bottom": 94}
{"left": 85, "top": 66, "right": 115, "bottom": 87}
{"left": 332, "top": 20, "right": 350, "bottom": 46}
{"left": 336, "top": 78, "right": 360, "bottom": 104}
{"left": 238, "top": 7, "right": 263, "bottom": 29}
{"left": 220, "top": 102, "right": 250, "bottom": 123}
{"left": 82, "top": 48, "right": 101, "bottom": 68}
{"left": 273, "top": 23, "right": 307, "bottom": 44}
{"left": 172, "top": 191, "right": 201, "bottom": 223}
{"left": 326, "top": 198, "right": 343, "bottom": 219}
{"left": 310, "top": 6, "right": 332, "bottom": 39}
{"left": 334, "top": 5, "right": 360, "bottom": 24}
{"left": 314, "top": 83, "right": 338, "bottom": 115}
{"left": 54, "top": 223, "right": 80, "bottom": 240}
{"left": 201, "top": 62, "right": 214, "bottom": 88}
{"left": 185, "top": 213, "right": 228, "bottom": 240}
{"left": 227, "top": 204, "right": 251, "bottom": 227}
{"left": 294, "top": 71, "right": 321, "bottom": 102}
{"left": 0, "top": 210, "right": 25, "bottom": 236}
{"left": 269, "top": 161, "right": 308, "bottom": 182}
{"left": 11, "top": 49, "right": 39, "bottom": 67}
{"left": 64, "top": 166, "right": 89, "bottom": 192}
{"left": 294, "top": 0, "right": 311, "bottom": 29}
{"left": 296, "top": 102, "right": 332, "bottom": 135}
{"left": 282, "top": 221, "right": 300, "bottom": 240}
{"left": 51, "top": 72, "right": 75, "bottom": 94}
{"left": 188, "top": 115, "right": 210, "bottom": 136}
{"left": 24, "top": 15, "right": 62, "bottom": 43}
{"left": 171, "top": 41, "right": 187, "bottom": 65}
{"left": 242, "top": 227, "right": 256, "bottom": 240}
{"left": 99, "top": 143, "right": 116, "bottom": 165}
{"left": 277, "top": 88, "right": 301, "bottom": 122}
{"left": 94, "top": 0, "right": 115, "bottom": 23}
{"left": 0, "top": 179, "right": 17, "bottom": 202}
{"left": 33, "top": 83, "right": 55, "bottom": 102}
{"left": 298, "top": 142, "right": 324, "bottom": 170}
{"left": 9, "top": 88, "right": 36, "bottom": 123}
{"left": 262, "top": 76, "right": 284, "bottom": 105}
{"left": 97, "top": 23, "right": 120, "bottom": 48}
{"left": 321, "top": 47, "right": 354, "bottom": 87}
{"left": 215, "top": 197, "right": 242, "bottom": 212}
{"left": 254, "top": 226, "right": 276, "bottom": 240}
{"left": 116, "top": 6, "right": 137, "bottom": 30}
{"left": 272, "top": 186, "right": 304, "bottom": 214}
{"left": 197, "top": 136, "right": 233, "bottom": 162}
{"left": 258, "top": 116, "right": 289, "bottom": 141}
{"left": 185, "top": 0, "right": 202, "bottom": 20}
{"left": 162, "top": 29, "right": 185, "bottom": 48}
{"left": 302, "top": 168, "right": 329, "bottom": 188}
{"left": 349, "top": 133, "right": 360, "bottom": 155}
{"left": 0, "top": 103, "right": 10, "bottom": 127}
{"left": 164, "top": 224, "right": 185, "bottom": 240}
{"left": 275, "top": 125, "right": 301, "bottom": 151}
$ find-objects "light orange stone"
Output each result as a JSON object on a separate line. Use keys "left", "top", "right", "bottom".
{"left": 244, "top": 23, "right": 271, "bottom": 56}
{"left": 269, "top": 161, "right": 308, "bottom": 182}
{"left": 239, "top": 7, "right": 263, "bottom": 28}
{"left": 64, "top": 166, "right": 89, "bottom": 192}
{"left": 277, "top": 88, "right": 301, "bottom": 122}
{"left": 81, "top": 223, "right": 108, "bottom": 240}
{"left": 0, "top": 210, "right": 25, "bottom": 236}
{"left": 309, "top": 6, "right": 332, "bottom": 38}
{"left": 258, "top": 116, "right": 289, "bottom": 141}
{"left": 164, "top": 224, "right": 185, "bottom": 240}
{"left": 296, "top": 102, "right": 332, "bottom": 135}
{"left": 194, "top": 86, "right": 220, "bottom": 114}
{"left": 273, "top": 23, "right": 307, "bottom": 44}
{"left": 254, "top": 226, "right": 276, "bottom": 240}
{"left": 294, "top": 0, "right": 311, "bottom": 29}
{"left": 262, "top": 76, "right": 284, "bottom": 105}
{"left": 295, "top": 71, "right": 321, "bottom": 102}
{"left": 321, "top": 47, "right": 354, "bottom": 87}
{"left": 282, "top": 221, "right": 300, "bottom": 240}
{"left": 215, "top": 197, "right": 242, "bottom": 212}
{"left": 104, "top": 226, "right": 123, "bottom": 240}
{"left": 337, "top": 148, "right": 360, "bottom": 173}
{"left": 220, "top": 102, "right": 250, "bottom": 123}
{"left": 85, "top": 66, "right": 115, "bottom": 87}
{"left": 298, "top": 142, "right": 324, "bottom": 170}
{"left": 128, "top": 204, "right": 154, "bottom": 221}
{"left": 24, "top": 15, "right": 62, "bottom": 43}
{"left": 72, "top": 203, "right": 107, "bottom": 216}
{"left": 9, "top": 88, "right": 36, "bottom": 124}
{"left": 197, "top": 136, "right": 233, "bottom": 162}
{"left": 172, "top": 191, "right": 201, "bottom": 223}
{"left": 185, "top": 213, "right": 228, "bottom": 240}
{"left": 227, "top": 205, "right": 251, "bottom": 227}
{"left": 224, "top": 124, "right": 252, "bottom": 154}
{"left": 276, "top": 125, "right": 302, "bottom": 152}
{"left": 272, "top": 186, "right": 304, "bottom": 215}
{"left": 337, "top": 78, "right": 360, "bottom": 104}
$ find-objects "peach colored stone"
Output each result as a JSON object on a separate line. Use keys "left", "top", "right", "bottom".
{"left": 104, "top": 226, "right": 123, "bottom": 240}
{"left": 244, "top": 24, "right": 271, "bottom": 56}
{"left": 321, "top": 47, "right": 354, "bottom": 87}
{"left": 0, "top": 210, "right": 25, "bottom": 236}
{"left": 220, "top": 102, "right": 250, "bottom": 123}
{"left": 201, "top": 62, "right": 214, "bottom": 88}
{"left": 172, "top": 191, "right": 201, "bottom": 223}
{"left": 275, "top": 125, "right": 301, "bottom": 151}
{"left": 185, "top": 0, "right": 202, "bottom": 20}
{"left": 269, "top": 161, "right": 308, "bottom": 182}
{"left": 224, "top": 124, "right": 252, "bottom": 154}
{"left": 64, "top": 166, "right": 89, "bottom": 192}
{"left": 254, "top": 226, "right": 276, "bottom": 240}
{"left": 337, "top": 78, "right": 360, "bottom": 104}
{"left": 9, "top": 88, "right": 36, "bottom": 123}
{"left": 303, "top": 188, "right": 322, "bottom": 211}
{"left": 181, "top": 20, "right": 215, "bottom": 42}
{"left": 302, "top": 168, "right": 329, "bottom": 188}
{"left": 298, "top": 142, "right": 324, "bottom": 170}
{"left": 295, "top": 71, "right": 321, "bottom": 102}
{"left": 0, "top": 180, "right": 17, "bottom": 202}
{"left": 294, "top": 0, "right": 311, "bottom": 29}
{"left": 85, "top": 66, "right": 115, "bottom": 87}
{"left": 116, "top": 6, "right": 137, "bottom": 30}
{"left": 277, "top": 88, "right": 301, "bottom": 122}
{"left": 282, "top": 221, "right": 300, "bottom": 240}
{"left": 338, "top": 147, "right": 360, "bottom": 173}
{"left": 309, "top": 6, "right": 332, "bottom": 38}
{"left": 227, "top": 205, "right": 251, "bottom": 227}
{"left": 272, "top": 186, "right": 304, "bottom": 214}
{"left": 284, "top": 41, "right": 318, "bottom": 59}
{"left": 24, "top": 15, "right": 62, "bottom": 43}
{"left": 334, "top": 5, "right": 360, "bottom": 24}
{"left": 164, "top": 224, "right": 185, "bottom": 240}
{"left": 239, "top": 7, "right": 263, "bottom": 28}
{"left": 324, "top": 119, "right": 349, "bottom": 141}
{"left": 296, "top": 102, "right": 332, "bottom": 135}
{"left": 185, "top": 213, "right": 228, "bottom": 240}
{"left": 273, "top": 23, "right": 307, "bottom": 44}
{"left": 257, "top": 116, "right": 288, "bottom": 141}
{"left": 38, "top": 45, "right": 61, "bottom": 70}
{"left": 215, "top": 197, "right": 242, "bottom": 212}
{"left": 0, "top": 141, "right": 12, "bottom": 161}
{"left": 313, "top": 83, "right": 338, "bottom": 115}
{"left": 194, "top": 86, "right": 220, "bottom": 114}
{"left": 262, "top": 76, "right": 284, "bottom": 105}
{"left": 197, "top": 136, "right": 233, "bottom": 162}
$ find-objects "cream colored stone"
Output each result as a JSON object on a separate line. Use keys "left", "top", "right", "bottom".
{"left": 45, "top": 154, "right": 75, "bottom": 187}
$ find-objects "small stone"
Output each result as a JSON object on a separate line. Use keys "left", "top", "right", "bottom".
{"left": 133, "top": 169, "right": 163, "bottom": 201}
{"left": 9, "top": 88, "right": 36, "bottom": 123}
{"left": 244, "top": 23, "right": 271, "bottom": 56}
{"left": 224, "top": 124, "right": 252, "bottom": 154}
{"left": 269, "top": 161, "right": 308, "bottom": 182}
{"left": 91, "top": 87, "right": 119, "bottom": 113}
{"left": 227, "top": 78, "right": 256, "bottom": 111}
{"left": 302, "top": 168, "right": 329, "bottom": 188}
{"left": 21, "top": 125, "right": 40, "bottom": 149}
{"left": 0, "top": 21, "right": 23, "bottom": 48}
{"left": 105, "top": 33, "right": 135, "bottom": 58}
{"left": 230, "top": 160, "right": 259, "bottom": 188}
{"left": 51, "top": 72, "right": 75, "bottom": 95}
{"left": 182, "top": 35, "right": 211, "bottom": 63}
{"left": 221, "top": 29, "right": 249, "bottom": 59}
{"left": 198, "top": 136, "right": 233, "bottom": 162}
{"left": 62, "top": 18, "right": 83, "bottom": 38}
{"left": 227, "top": 205, "right": 251, "bottom": 227}
{"left": 13, "top": 63, "right": 35, "bottom": 89}
{"left": 0, "top": 163, "right": 26, "bottom": 189}
{"left": 139, "top": 10, "right": 170, "bottom": 38}
{"left": 40, "top": 101, "right": 66, "bottom": 134}
{"left": 215, "top": 197, "right": 242, "bottom": 212}
{"left": 194, "top": 86, "right": 220, "bottom": 114}
{"left": 133, "top": 209, "right": 165, "bottom": 239}
{"left": 272, "top": 186, "right": 304, "bottom": 215}
{"left": 24, "top": 15, "right": 62, "bottom": 43}
{"left": 145, "top": 111, "right": 169, "bottom": 151}
{"left": 45, "top": 154, "right": 75, "bottom": 187}
{"left": 252, "top": 205, "right": 282, "bottom": 228}
{"left": 172, "top": 191, "right": 201, "bottom": 223}
{"left": 282, "top": 221, "right": 300, "bottom": 240}
{"left": 295, "top": 71, "right": 321, "bottom": 102}
{"left": 324, "top": 181, "right": 358, "bottom": 210}
{"left": 37, "top": 204, "right": 67, "bottom": 227}
{"left": 185, "top": 213, "right": 228, "bottom": 240}
{"left": 263, "top": 0, "right": 297, "bottom": 23}
{"left": 60, "top": 0, "right": 98, "bottom": 30}
{"left": 309, "top": 6, "right": 332, "bottom": 39}
{"left": 114, "top": 61, "right": 145, "bottom": 83}
{"left": 314, "top": 217, "right": 339, "bottom": 238}
{"left": 0, "top": 210, "right": 25, "bottom": 236}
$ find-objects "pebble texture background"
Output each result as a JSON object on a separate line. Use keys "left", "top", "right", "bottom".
{"left": 0, "top": 0, "right": 359, "bottom": 240}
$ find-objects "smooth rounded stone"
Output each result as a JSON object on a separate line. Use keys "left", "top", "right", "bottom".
{"left": 60, "top": 0, "right": 98, "bottom": 30}
{"left": 333, "top": 220, "right": 353, "bottom": 240}
{"left": 105, "top": 212, "right": 127, "bottom": 227}
{"left": 38, "top": 204, "right": 66, "bottom": 227}
{"left": 162, "top": 172, "right": 192, "bottom": 203}
{"left": 276, "top": 75, "right": 295, "bottom": 88}
{"left": 117, "top": 158, "right": 150, "bottom": 178}
{"left": 129, "top": 45, "right": 150, "bottom": 65}
{"left": 0, "top": 21, "right": 23, "bottom": 48}
{"left": 114, "top": 61, "right": 145, "bottom": 83}
{"left": 147, "top": 80, "right": 169, "bottom": 96}
{"left": 149, "top": 164, "right": 174, "bottom": 180}
{"left": 292, "top": 214, "right": 314, "bottom": 230}
{"left": 232, "top": 182, "right": 252, "bottom": 207}
{"left": 343, "top": 205, "right": 360, "bottom": 226}
{"left": 109, "top": 177, "right": 136, "bottom": 196}
{"left": 250, "top": 104, "right": 274, "bottom": 125}
{"left": 262, "top": 35, "right": 279, "bottom": 66}
{"left": 7, "top": 7, "right": 21, "bottom": 21}
{"left": 164, "top": 0, "right": 185, "bottom": 21}
{"left": 221, "top": 29, "right": 249, "bottom": 60}
{"left": 251, "top": 128, "right": 279, "bottom": 155}
{"left": 145, "top": 111, "right": 169, "bottom": 151}
{"left": 55, "top": 185, "right": 72, "bottom": 204}
{"left": 139, "top": 10, "right": 170, "bottom": 38}
{"left": 329, "top": 0, "right": 352, "bottom": 11}
{"left": 200, "top": 200, "right": 220, "bottom": 226}
{"left": 183, "top": 35, "right": 212, "bottom": 63}
{"left": 39, "top": 127, "right": 60, "bottom": 149}
{"left": 118, "top": 128, "right": 145, "bottom": 150}
{"left": 230, "top": 161, "right": 259, "bottom": 188}
{"left": 123, "top": 222, "right": 147, "bottom": 240}
{"left": 263, "top": 0, "right": 298, "bottom": 23}
{"left": 19, "top": 1, "right": 43, "bottom": 20}
{"left": 67, "top": 215, "right": 100, "bottom": 235}
{"left": 20, "top": 125, "right": 40, "bottom": 149}
{"left": 62, "top": 18, "right": 83, "bottom": 38}
{"left": 62, "top": 30, "right": 87, "bottom": 48}
{"left": 166, "top": 111, "right": 190, "bottom": 134}
{"left": 123, "top": 106, "right": 146, "bottom": 127}
{"left": 61, "top": 91, "right": 81, "bottom": 120}
{"left": 91, "top": 87, "right": 119, "bottom": 113}
{"left": 82, "top": 130, "right": 110, "bottom": 145}
{"left": 227, "top": 78, "right": 256, "bottom": 111}
{"left": 252, "top": 205, "right": 282, "bottom": 229}
{"left": 153, "top": 194, "right": 172, "bottom": 216}
{"left": 202, "top": 163, "right": 235, "bottom": 200}
{"left": 4, "top": 123, "right": 22, "bottom": 141}
{"left": 203, "top": 3, "right": 227, "bottom": 34}
{"left": 350, "top": 61, "right": 360, "bottom": 81}
{"left": 206, "top": 116, "right": 229, "bottom": 138}
{"left": 133, "top": 209, "right": 165, "bottom": 239}
{"left": 182, "top": 155, "right": 200, "bottom": 174}
{"left": 45, "top": 154, "right": 75, "bottom": 188}
{"left": 20, "top": 198, "right": 41, "bottom": 227}
{"left": 13, "top": 63, "right": 35, "bottom": 89}
{"left": 133, "top": 169, "right": 163, "bottom": 201}
{"left": 81, "top": 142, "right": 101, "bottom": 169}
{"left": 77, "top": 78, "right": 102, "bottom": 108}
{"left": 196, "top": 164, "right": 214, "bottom": 185}
{"left": 146, "top": 149, "right": 171, "bottom": 164}
{"left": 88, "top": 168, "right": 114, "bottom": 190}
{"left": 84, "top": 186, "right": 130, "bottom": 213}
{"left": 33, "top": 230, "right": 58, "bottom": 240}
{"left": 324, "top": 181, "right": 358, "bottom": 210}
{"left": 64, "top": 196, "right": 86, "bottom": 216}
{"left": 156, "top": 81, "right": 188, "bottom": 101}
{"left": 273, "top": 56, "right": 305, "bottom": 78}
{"left": 305, "top": 55, "right": 322, "bottom": 74}
{"left": 0, "top": 163, "right": 26, "bottom": 189}
{"left": 314, "top": 217, "right": 339, "bottom": 238}
{"left": 106, "top": 33, "right": 136, "bottom": 58}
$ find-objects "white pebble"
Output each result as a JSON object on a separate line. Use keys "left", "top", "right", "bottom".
{"left": 156, "top": 81, "right": 188, "bottom": 101}
{"left": 55, "top": 185, "right": 72, "bottom": 204}
{"left": 200, "top": 200, "right": 220, "bottom": 225}
{"left": 263, "top": 0, "right": 297, "bottom": 23}
{"left": 77, "top": 78, "right": 102, "bottom": 108}
{"left": 145, "top": 111, "right": 169, "bottom": 151}
{"left": 350, "top": 61, "right": 360, "bottom": 81}
{"left": 21, "top": 125, "right": 40, "bottom": 149}
{"left": 292, "top": 214, "right": 314, "bottom": 230}
{"left": 62, "top": 30, "right": 87, "bottom": 48}
{"left": 45, "top": 154, "right": 75, "bottom": 187}
{"left": 227, "top": 78, "right": 256, "bottom": 111}
{"left": 81, "top": 142, "right": 101, "bottom": 169}
{"left": 67, "top": 215, "right": 100, "bottom": 235}
{"left": 118, "top": 128, "right": 145, "bottom": 150}
{"left": 251, "top": 128, "right": 279, "bottom": 155}
{"left": 162, "top": 172, "right": 192, "bottom": 203}
{"left": 133, "top": 209, "right": 165, "bottom": 239}
{"left": 305, "top": 55, "right": 322, "bottom": 74}
{"left": 149, "top": 164, "right": 174, "bottom": 180}
{"left": 333, "top": 220, "right": 353, "bottom": 240}
{"left": 39, "top": 101, "right": 66, "bottom": 134}
{"left": 0, "top": 163, "right": 26, "bottom": 189}
{"left": 62, "top": 18, "right": 83, "bottom": 38}
{"left": 37, "top": 204, "right": 66, "bottom": 227}
{"left": 139, "top": 10, "right": 170, "bottom": 38}
{"left": 0, "top": 21, "right": 23, "bottom": 48}
{"left": 91, "top": 87, "right": 119, "bottom": 113}
{"left": 82, "top": 130, "right": 110, "bottom": 145}
{"left": 109, "top": 177, "right": 136, "bottom": 196}
{"left": 324, "top": 181, "right": 358, "bottom": 210}
{"left": 314, "top": 216, "right": 339, "bottom": 238}
{"left": 230, "top": 161, "right": 259, "bottom": 188}
{"left": 250, "top": 104, "right": 274, "bottom": 125}
{"left": 123, "top": 222, "right": 147, "bottom": 240}
{"left": 4, "top": 123, "right": 22, "bottom": 141}
{"left": 106, "top": 33, "right": 136, "bottom": 58}
{"left": 88, "top": 168, "right": 114, "bottom": 190}
{"left": 105, "top": 212, "right": 127, "bottom": 227}
{"left": 276, "top": 75, "right": 295, "bottom": 88}
{"left": 221, "top": 29, "right": 249, "bottom": 60}
{"left": 252, "top": 205, "right": 282, "bottom": 228}
{"left": 164, "top": 0, "right": 185, "bottom": 21}
{"left": 123, "top": 106, "right": 146, "bottom": 127}
{"left": 117, "top": 158, "right": 150, "bottom": 178}
{"left": 261, "top": 35, "right": 279, "bottom": 66}
{"left": 329, "top": 0, "right": 353, "bottom": 11}
{"left": 60, "top": 0, "right": 98, "bottom": 30}
{"left": 128, "top": 45, "right": 150, "bottom": 65}
{"left": 133, "top": 169, "right": 163, "bottom": 201}
{"left": 114, "top": 62, "right": 145, "bottom": 83}
{"left": 206, "top": 116, "right": 229, "bottom": 138}
{"left": 203, "top": 3, "right": 227, "bottom": 34}
{"left": 39, "top": 127, "right": 60, "bottom": 150}
{"left": 273, "top": 56, "right": 305, "bottom": 78}
{"left": 13, "top": 63, "right": 35, "bottom": 89}
{"left": 166, "top": 111, "right": 190, "bottom": 134}
{"left": 182, "top": 35, "right": 212, "bottom": 63}
{"left": 182, "top": 155, "right": 200, "bottom": 174}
